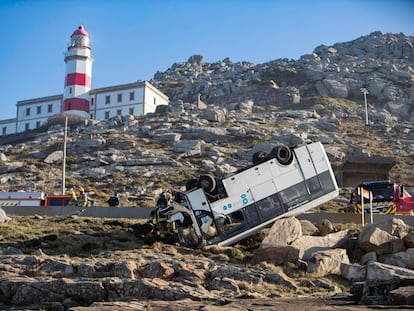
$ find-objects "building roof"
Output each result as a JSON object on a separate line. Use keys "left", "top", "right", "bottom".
{"left": 72, "top": 25, "right": 89, "bottom": 37}
{"left": 340, "top": 156, "right": 396, "bottom": 171}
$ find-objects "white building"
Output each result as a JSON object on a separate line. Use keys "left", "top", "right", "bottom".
{"left": 1, "top": 25, "right": 169, "bottom": 136}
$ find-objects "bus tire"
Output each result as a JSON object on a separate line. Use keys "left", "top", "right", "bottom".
{"left": 252, "top": 151, "right": 268, "bottom": 165}
{"left": 185, "top": 178, "right": 199, "bottom": 191}
{"left": 271, "top": 145, "right": 293, "bottom": 165}
{"left": 198, "top": 175, "right": 216, "bottom": 193}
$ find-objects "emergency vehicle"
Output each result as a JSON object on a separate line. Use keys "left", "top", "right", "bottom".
{"left": 349, "top": 180, "right": 414, "bottom": 215}
{"left": 0, "top": 192, "right": 71, "bottom": 207}
{"left": 159, "top": 141, "right": 339, "bottom": 247}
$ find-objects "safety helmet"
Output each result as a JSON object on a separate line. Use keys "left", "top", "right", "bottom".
{"left": 79, "top": 186, "right": 85, "bottom": 193}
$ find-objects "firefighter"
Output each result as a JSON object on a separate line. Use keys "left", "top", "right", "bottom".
{"left": 77, "top": 187, "right": 88, "bottom": 207}
{"left": 151, "top": 191, "right": 173, "bottom": 238}
{"left": 68, "top": 191, "right": 78, "bottom": 206}
{"left": 107, "top": 192, "right": 120, "bottom": 207}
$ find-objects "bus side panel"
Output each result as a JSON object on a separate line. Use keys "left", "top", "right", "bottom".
{"left": 249, "top": 179, "right": 278, "bottom": 202}
{"left": 272, "top": 162, "right": 303, "bottom": 192}
{"left": 306, "top": 142, "right": 330, "bottom": 174}
{"left": 210, "top": 190, "right": 255, "bottom": 216}
{"left": 294, "top": 145, "right": 317, "bottom": 179}
{"left": 222, "top": 162, "right": 273, "bottom": 199}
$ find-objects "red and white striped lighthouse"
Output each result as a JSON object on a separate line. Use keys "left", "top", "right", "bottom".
{"left": 62, "top": 25, "right": 93, "bottom": 118}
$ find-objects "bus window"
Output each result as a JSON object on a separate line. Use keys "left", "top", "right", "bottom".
{"left": 256, "top": 193, "right": 284, "bottom": 221}
{"left": 279, "top": 182, "right": 308, "bottom": 209}
{"left": 221, "top": 210, "right": 246, "bottom": 236}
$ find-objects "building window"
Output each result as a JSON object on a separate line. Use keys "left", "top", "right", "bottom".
{"left": 69, "top": 87, "right": 72, "bottom": 94}
{"left": 90, "top": 113, "right": 94, "bottom": 119}
{"left": 26, "top": 108, "right": 31, "bottom": 116}
{"left": 48, "top": 104, "right": 53, "bottom": 113}
{"left": 117, "top": 109, "right": 122, "bottom": 116}
{"left": 129, "top": 92, "right": 135, "bottom": 101}
{"left": 36, "top": 121, "right": 41, "bottom": 128}
{"left": 25, "top": 123, "right": 30, "bottom": 131}
{"left": 129, "top": 107, "right": 134, "bottom": 115}
{"left": 37, "top": 106, "right": 42, "bottom": 115}
{"left": 2, "top": 127, "right": 6, "bottom": 136}
{"left": 91, "top": 98, "right": 94, "bottom": 106}
{"left": 105, "top": 95, "right": 110, "bottom": 104}
{"left": 153, "top": 97, "right": 156, "bottom": 106}
{"left": 105, "top": 111, "right": 110, "bottom": 119}
{"left": 117, "top": 94, "right": 122, "bottom": 103}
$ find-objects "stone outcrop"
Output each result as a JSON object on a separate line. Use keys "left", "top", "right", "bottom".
{"left": 152, "top": 32, "right": 414, "bottom": 121}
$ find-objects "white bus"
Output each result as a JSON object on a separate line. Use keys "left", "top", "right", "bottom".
{"left": 161, "top": 141, "right": 339, "bottom": 247}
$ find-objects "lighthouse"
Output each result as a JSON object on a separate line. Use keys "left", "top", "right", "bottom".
{"left": 62, "top": 25, "right": 93, "bottom": 118}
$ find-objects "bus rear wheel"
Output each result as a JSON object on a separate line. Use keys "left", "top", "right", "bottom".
{"left": 271, "top": 145, "right": 293, "bottom": 165}
{"left": 252, "top": 151, "right": 268, "bottom": 165}
{"left": 198, "top": 175, "right": 216, "bottom": 193}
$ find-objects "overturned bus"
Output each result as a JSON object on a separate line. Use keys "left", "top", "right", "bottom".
{"left": 159, "top": 141, "right": 339, "bottom": 247}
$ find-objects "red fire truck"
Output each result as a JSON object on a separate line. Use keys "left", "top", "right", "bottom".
{"left": 349, "top": 180, "right": 414, "bottom": 215}
{"left": 0, "top": 192, "right": 71, "bottom": 207}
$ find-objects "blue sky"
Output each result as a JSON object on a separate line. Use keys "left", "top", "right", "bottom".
{"left": 0, "top": 0, "right": 413, "bottom": 120}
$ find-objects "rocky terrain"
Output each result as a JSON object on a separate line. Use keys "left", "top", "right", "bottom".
{"left": 0, "top": 31, "right": 414, "bottom": 310}
{"left": 0, "top": 214, "right": 413, "bottom": 310}
{"left": 0, "top": 31, "right": 413, "bottom": 207}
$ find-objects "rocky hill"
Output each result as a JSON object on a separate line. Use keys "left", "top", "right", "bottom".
{"left": 0, "top": 31, "right": 413, "bottom": 207}
{"left": 0, "top": 31, "right": 414, "bottom": 311}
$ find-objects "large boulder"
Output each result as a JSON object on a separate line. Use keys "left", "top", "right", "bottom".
{"left": 307, "top": 248, "right": 350, "bottom": 275}
{"left": 290, "top": 230, "right": 351, "bottom": 260}
{"left": 253, "top": 246, "right": 300, "bottom": 265}
{"left": 260, "top": 217, "right": 302, "bottom": 248}
{"left": 379, "top": 248, "right": 414, "bottom": 270}
{"left": 366, "top": 262, "right": 414, "bottom": 282}
{"left": 358, "top": 219, "right": 410, "bottom": 255}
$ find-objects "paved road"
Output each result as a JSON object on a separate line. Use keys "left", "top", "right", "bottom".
{"left": 2, "top": 205, "right": 413, "bottom": 226}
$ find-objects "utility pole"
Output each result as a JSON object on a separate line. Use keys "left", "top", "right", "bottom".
{"left": 360, "top": 87, "right": 369, "bottom": 126}
{"left": 62, "top": 116, "right": 68, "bottom": 195}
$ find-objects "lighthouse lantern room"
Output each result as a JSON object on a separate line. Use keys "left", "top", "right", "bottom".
{"left": 63, "top": 25, "right": 93, "bottom": 118}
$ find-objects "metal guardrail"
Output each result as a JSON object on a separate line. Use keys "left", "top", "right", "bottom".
{"left": 1, "top": 205, "right": 152, "bottom": 219}
{"left": 2, "top": 205, "right": 413, "bottom": 226}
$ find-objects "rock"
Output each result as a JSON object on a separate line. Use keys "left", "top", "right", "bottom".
{"left": 404, "top": 232, "right": 414, "bottom": 248}
{"left": 209, "top": 276, "right": 240, "bottom": 292}
{"left": 113, "top": 261, "right": 137, "bottom": 279}
{"left": 299, "top": 220, "right": 319, "bottom": 236}
{"left": 389, "top": 286, "right": 414, "bottom": 305}
{"left": 340, "top": 263, "right": 366, "bottom": 281}
{"left": 358, "top": 222, "right": 407, "bottom": 255}
{"left": 307, "top": 248, "right": 350, "bottom": 275}
{"left": 253, "top": 246, "right": 300, "bottom": 265}
{"left": 290, "top": 230, "right": 351, "bottom": 260}
{"left": 315, "top": 219, "right": 334, "bottom": 236}
{"left": 173, "top": 140, "right": 204, "bottom": 153}
{"left": 260, "top": 217, "right": 302, "bottom": 248}
{"left": 140, "top": 262, "right": 174, "bottom": 279}
{"left": 44, "top": 150, "right": 63, "bottom": 164}
{"left": 378, "top": 248, "right": 414, "bottom": 269}
{"left": 203, "top": 109, "right": 226, "bottom": 122}
{"left": 366, "top": 262, "right": 414, "bottom": 282}
{"left": 316, "top": 79, "right": 348, "bottom": 98}
{"left": 360, "top": 251, "right": 377, "bottom": 265}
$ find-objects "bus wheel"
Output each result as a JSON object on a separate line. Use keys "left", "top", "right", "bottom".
{"left": 252, "top": 151, "right": 268, "bottom": 165}
{"left": 271, "top": 145, "right": 293, "bottom": 165}
{"left": 198, "top": 175, "right": 216, "bottom": 193}
{"left": 185, "top": 178, "right": 199, "bottom": 191}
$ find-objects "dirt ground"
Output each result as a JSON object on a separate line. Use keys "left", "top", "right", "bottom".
{"left": 5, "top": 297, "right": 405, "bottom": 311}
